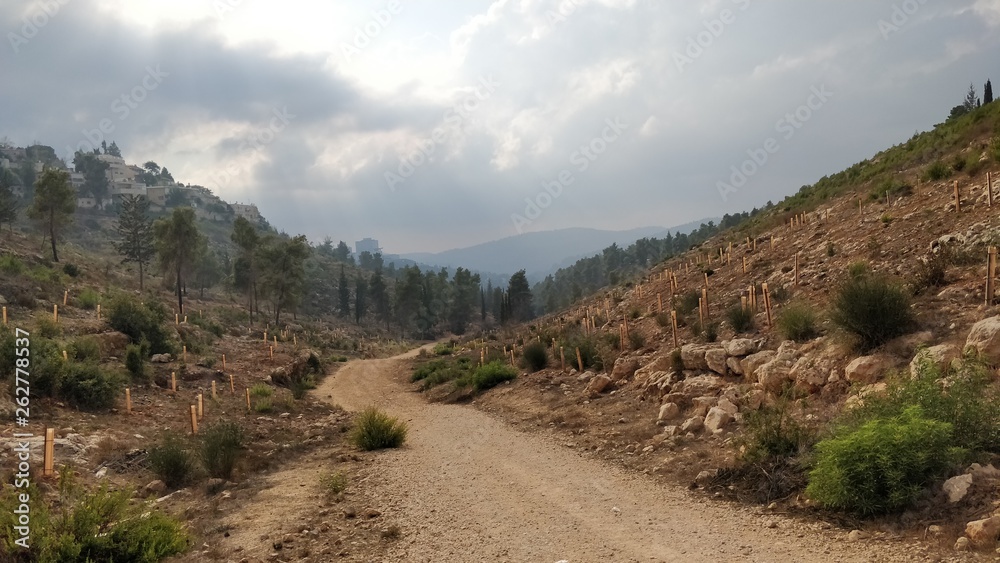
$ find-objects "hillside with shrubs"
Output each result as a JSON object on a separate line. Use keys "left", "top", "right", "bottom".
{"left": 413, "top": 92, "right": 1000, "bottom": 554}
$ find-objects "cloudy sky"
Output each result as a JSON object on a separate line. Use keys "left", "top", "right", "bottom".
{"left": 2, "top": 1, "right": 998, "bottom": 253}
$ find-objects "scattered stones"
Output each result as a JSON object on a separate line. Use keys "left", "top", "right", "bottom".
{"left": 151, "top": 353, "right": 172, "bottom": 363}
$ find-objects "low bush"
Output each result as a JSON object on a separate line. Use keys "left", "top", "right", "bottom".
{"left": 777, "top": 302, "right": 819, "bottom": 342}
{"left": 61, "top": 263, "right": 80, "bottom": 277}
{"left": 249, "top": 383, "right": 272, "bottom": 398}
{"left": 351, "top": 407, "right": 408, "bottom": 451}
{"left": 740, "top": 401, "right": 812, "bottom": 463}
{"left": 0, "top": 477, "right": 188, "bottom": 562}
{"left": 35, "top": 317, "right": 61, "bottom": 339}
{"left": 831, "top": 273, "right": 914, "bottom": 351}
{"left": 655, "top": 312, "right": 671, "bottom": 328}
{"left": 726, "top": 305, "right": 755, "bottom": 333}
{"left": 521, "top": 341, "right": 549, "bottom": 372}
{"left": 0, "top": 254, "right": 24, "bottom": 275}
{"left": 563, "top": 335, "right": 602, "bottom": 371}
{"left": 806, "top": 407, "right": 959, "bottom": 515}
{"left": 76, "top": 288, "right": 101, "bottom": 310}
{"left": 59, "top": 363, "right": 123, "bottom": 411}
{"left": 676, "top": 291, "right": 701, "bottom": 315}
{"left": 199, "top": 421, "right": 245, "bottom": 480}
{"left": 319, "top": 470, "right": 347, "bottom": 495}
{"left": 124, "top": 343, "right": 145, "bottom": 379}
{"left": 467, "top": 361, "right": 518, "bottom": 390}
{"left": 106, "top": 293, "right": 172, "bottom": 355}
{"left": 628, "top": 331, "right": 646, "bottom": 351}
{"left": 432, "top": 342, "right": 454, "bottom": 356}
{"left": 70, "top": 336, "right": 101, "bottom": 362}
{"left": 29, "top": 338, "right": 64, "bottom": 399}
{"left": 924, "top": 160, "right": 952, "bottom": 181}
{"left": 148, "top": 434, "right": 195, "bottom": 489}
{"left": 253, "top": 399, "right": 273, "bottom": 413}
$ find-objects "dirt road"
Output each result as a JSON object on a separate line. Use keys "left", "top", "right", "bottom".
{"left": 316, "top": 351, "right": 925, "bottom": 563}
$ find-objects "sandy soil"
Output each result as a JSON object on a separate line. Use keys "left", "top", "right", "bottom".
{"left": 314, "top": 350, "right": 935, "bottom": 563}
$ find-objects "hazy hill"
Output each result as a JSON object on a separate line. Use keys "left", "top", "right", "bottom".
{"left": 398, "top": 224, "right": 715, "bottom": 281}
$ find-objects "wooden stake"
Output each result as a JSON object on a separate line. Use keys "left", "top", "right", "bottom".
{"left": 197, "top": 394, "right": 204, "bottom": 419}
{"left": 988, "top": 246, "right": 997, "bottom": 306}
{"left": 211, "top": 380, "right": 217, "bottom": 399}
{"left": 954, "top": 180, "right": 961, "bottom": 213}
{"left": 698, "top": 297, "right": 704, "bottom": 326}
{"left": 183, "top": 315, "right": 187, "bottom": 324}
{"left": 2, "top": 306, "right": 6, "bottom": 325}
{"left": 245, "top": 388, "right": 251, "bottom": 411}
{"left": 43, "top": 428, "right": 55, "bottom": 477}
{"left": 190, "top": 405, "right": 198, "bottom": 434}
{"left": 293, "top": 334, "right": 297, "bottom": 347}
{"left": 988, "top": 172, "right": 994, "bottom": 209}
{"left": 657, "top": 293, "right": 663, "bottom": 313}
{"left": 53, "top": 304, "right": 58, "bottom": 323}
{"left": 222, "top": 354, "right": 226, "bottom": 371}
{"left": 741, "top": 295, "right": 748, "bottom": 311}
{"left": 560, "top": 346, "right": 566, "bottom": 372}
{"left": 229, "top": 374, "right": 235, "bottom": 394}
{"left": 702, "top": 287, "right": 709, "bottom": 318}
{"left": 96, "top": 303, "right": 101, "bottom": 320}
{"left": 269, "top": 346, "right": 273, "bottom": 359}
{"left": 63, "top": 290, "right": 67, "bottom": 306}
{"left": 62, "top": 350, "right": 67, "bottom": 361}
{"left": 670, "top": 310, "right": 679, "bottom": 348}
{"left": 762, "top": 283, "right": 773, "bottom": 328}
{"left": 175, "top": 313, "right": 179, "bottom": 325}
{"left": 171, "top": 372, "right": 177, "bottom": 393}
{"left": 742, "top": 256, "right": 747, "bottom": 274}
{"left": 576, "top": 347, "right": 583, "bottom": 372}
{"left": 125, "top": 388, "right": 132, "bottom": 414}
{"left": 770, "top": 235, "right": 774, "bottom": 250}
{"left": 182, "top": 345, "right": 187, "bottom": 363}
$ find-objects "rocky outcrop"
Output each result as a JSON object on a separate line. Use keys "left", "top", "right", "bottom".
{"left": 844, "top": 355, "right": 893, "bottom": 384}
{"left": 611, "top": 357, "right": 640, "bottom": 382}
{"left": 910, "top": 344, "right": 961, "bottom": 377}
{"left": 585, "top": 375, "right": 613, "bottom": 398}
{"left": 680, "top": 344, "right": 711, "bottom": 371}
{"left": 966, "top": 317, "right": 1000, "bottom": 365}
{"left": 741, "top": 351, "right": 776, "bottom": 384}
{"left": 704, "top": 407, "right": 733, "bottom": 433}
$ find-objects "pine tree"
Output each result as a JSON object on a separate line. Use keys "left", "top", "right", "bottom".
{"left": 28, "top": 168, "right": 75, "bottom": 262}
{"left": 370, "top": 270, "right": 392, "bottom": 330}
{"left": 507, "top": 270, "right": 534, "bottom": 322}
{"left": 0, "top": 168, "right": 19, "bottom": 233}
{"left": 354, "top": 274, "right": 368, "bottom": 325}
{"left": 338, "top": 265, "right": 351, "bottom": 317}
{"left": 113, "top": 194, "right": 156, "bottom": 289}
{"left": 153, "top": 207, "right": 204, "bottom": 315}
{"left": 231, "top": 216, "right": 261, "bottom": 324}
{"left": 986, "top": 80, "right": 994, "bottom": 105}
{"left": 260, "top": 236, "right": 310, "bottom": 324}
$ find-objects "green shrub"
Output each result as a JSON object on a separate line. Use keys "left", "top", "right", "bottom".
{"left": 563, "top": 335, "right": 602, "bottom": 371}
{"left": 351, "top": 407, "right": 408, "bottom": 451}
{"left": 0, "top": 254, "right": 25, "bottom": 275}
{"left": 469, "top": 361, "right": 518, "bottom": 390}
{"left": 76, "top": 288, "right": 101, "bottom": 310}
{"left": 199, "top": 421, "right": 245, "bottom": 480}
{"left": 59, "top": 363, "right": 123, "bottom": 411}
{"left": 253, "top": 398, "right": 273, "bottom": 413}
{"left": 826, "top": 242, "right": 835, "bottom": 257}
{"left": 912, "top": 253, "right": 948, "bottom": 294}
{"left": 831, "top": 274, "right": 914, "bottom": 351}
{"left": 432, "top": 342, "right": 454, "bottom": 356}
{"left": 522, "top": 342, "right": 548, "bottom": 372}
{"left": 0, "top": 479, "right": 187, "bottom": 562}
{"left": 0, "top": 327, "right": 16, "bottom": 381}
{"left": 628, "top": 331, "right": 645, "bottom": 350}
{"left": 741, "top": 401, "right": 811, "bottom": 463}
{"left": 70, "top": 336, "right": 101, "bottom": 362}
{"left": 35, "top": 317, "right": 61, "bottom": 338}
{"left": 726, "top": 305, "right": 754, "bottom": 333}
{"left": 702, "top": 321, "right": 719, "bottom": 343}
{"left": 290, "top": 377, "right": 314, "bottom": 400}
{"left": 61, "top": 263, "right": 80, "bottom": 277}
{"left": 106, "top": 294, "right": 171, "bottom": 355}
{"left": 924, "top": 160, "right": 951, "bottom": 181}
{"left": 124, "top": 343, "right": 145, "bottom": 379}
{"left": 148, "top": 434, "right": 195, "bottom": 488}
{"left": 777, "top": 302, "right": 818, "bottom": 342}
{"left": 655, "top": 312, "right": 671, "bottom": 328}
{"left": 676, "top": 291, "right": 701, "bottom": 315}
{"left": 29, "top": 338, "right": 64, "bottom": 399}
{"left": 190, "top": 315, "right": 223, "bottom": 338}
{"left": 670, "top": 348, "right": 684, "bottom": 372}
{"left": 249, "top": 383, "right": 272, "bottom": 398}
{"left": 806, "top": 407, "right": 959, "bottom": 515}
{"left": 319, "top": 470, "right": 347, "bottom": 495}
{"left": 847, "top": 261, "right": 870, "bottom": 279}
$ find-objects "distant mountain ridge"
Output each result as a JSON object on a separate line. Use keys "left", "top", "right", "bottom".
{"left": 397, "top": 221, "right": 717, "bottom": 281}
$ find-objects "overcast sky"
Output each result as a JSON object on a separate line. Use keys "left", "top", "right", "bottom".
{"left": 2, "top": 0, "right": 997, "bottom": 253}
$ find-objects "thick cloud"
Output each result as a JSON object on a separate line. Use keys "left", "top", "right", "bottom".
{"left": 1, "top": 0, "right": 996, "bottom": 253}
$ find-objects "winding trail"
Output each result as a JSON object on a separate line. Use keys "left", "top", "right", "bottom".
{"left": 315, "top": 349, "right": 919, "bottom": 563}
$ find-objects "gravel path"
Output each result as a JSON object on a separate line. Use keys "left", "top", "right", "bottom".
{"left": 315, "top": 352, "right": 931, "bottom": 563}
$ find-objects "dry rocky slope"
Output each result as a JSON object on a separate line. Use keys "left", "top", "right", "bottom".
{"left": 467, "top": 149, "right": 1000, "bottom": 553}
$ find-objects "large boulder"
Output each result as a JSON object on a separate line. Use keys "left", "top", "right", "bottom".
{"left": 704, "top": 407, "right": 733, "bottom": 433}
{"left": 741, "top": 351, "right": 776, "bottom": 383}
{"left": 680, "top": 344, "right": 710, "bottom": 371}
{"left": 657, "top": 403, "right": 680, "bottom": 422}
{"left": 910, "top": 344, "right": 961, "bottom": 377}
{"left": 844, "top": 355, "right": 893, "bottom": 384}
{"left": 680, "top": 416, "right": 704, "bottom": 434}
{"left": 790, "top": 356, "right": 829, "bottom": 394}
{"left": 726, "top": 357, "right": 744, "bottom": 375}
{"left": 611, "top": 357, "right": 640, "bottom": 382}
{"left": 634, "top": 355, "right": 673, "bottom": 383}
{"left": 585, "top": 375, "right": 613, "bottom": 398}
{"left": 704, "top": 348, "right": 728, "bottom": 375}
{"left": 966, "top": 516, "right": 1000, "bottom": 546}
{"left": 724, "top": 338, "right": 756, "bottom": 357}
{"left": 943, "top": 474, "right": 973, "bottom": 504}
{"left": 674, "top": 374, "right": 726, "bottom": 398}
{"left": 966, "top": 317, "right": 1000, "bottom": 365}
